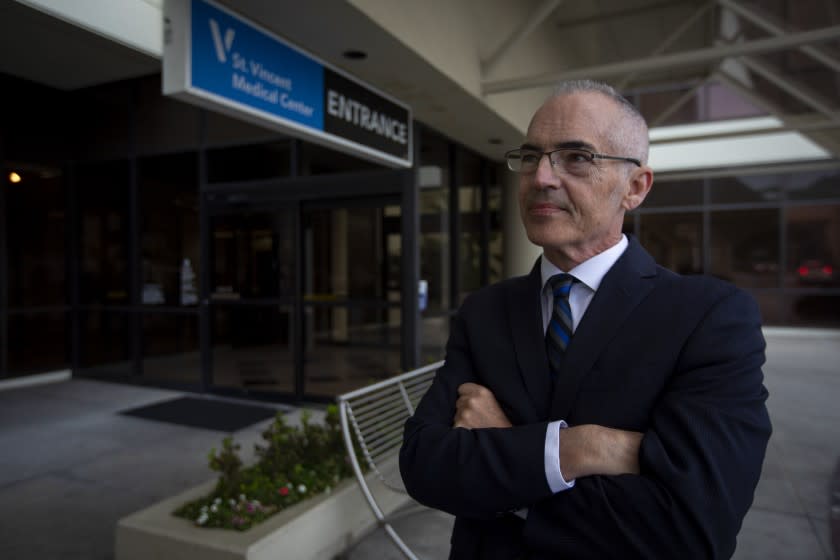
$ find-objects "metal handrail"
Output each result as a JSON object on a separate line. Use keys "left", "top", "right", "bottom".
{"left": 336, "top": 361, "right": 443, "bottom": 560}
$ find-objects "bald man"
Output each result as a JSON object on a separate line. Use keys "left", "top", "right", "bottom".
{"left": 400, "top": 80, "right": 771, "bottom": 560}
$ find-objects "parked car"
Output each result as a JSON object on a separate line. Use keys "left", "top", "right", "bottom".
{"left": 797, "top": 259, "right": 836, "bottom": 285}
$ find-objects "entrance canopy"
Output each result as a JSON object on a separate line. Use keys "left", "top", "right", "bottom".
{"left": 2, "top": 0, "right": 839, "bottom": 171}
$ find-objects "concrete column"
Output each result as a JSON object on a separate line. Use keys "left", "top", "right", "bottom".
{"left": 502, "top": 172, "right": 541, "bottom": 278}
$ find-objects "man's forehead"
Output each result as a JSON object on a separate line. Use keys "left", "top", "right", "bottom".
{"left": 525, "top": 93, "right": 614, "bottom": 146}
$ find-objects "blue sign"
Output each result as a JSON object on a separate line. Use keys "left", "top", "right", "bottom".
{"left": 163, "top": 0, "right": 412, "bottom": 167}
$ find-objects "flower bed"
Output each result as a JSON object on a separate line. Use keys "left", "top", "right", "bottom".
{"left": 172, "top": 406, "right": 356, "bottom": 531}
{"left": 115, "top": 406, "right": 411, "bottom": 560}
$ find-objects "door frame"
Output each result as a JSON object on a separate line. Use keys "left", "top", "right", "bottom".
{"left": 201, "top": 168, "right": 414, "bottom": 402}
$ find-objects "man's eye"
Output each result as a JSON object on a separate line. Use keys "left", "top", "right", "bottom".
{"left": 520, "top": 153, "right": 540, "bottom": 164}
{"left": 562, "top": 150, "right": 589, "bottom": 164}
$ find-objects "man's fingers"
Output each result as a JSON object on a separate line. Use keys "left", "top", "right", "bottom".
{"left": 457, "top": 382, "right": 483, "bottom": 396}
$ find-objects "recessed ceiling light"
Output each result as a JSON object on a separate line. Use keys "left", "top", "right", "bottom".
{"left": 343, "top": 50, "right": 368, "bottom": 60}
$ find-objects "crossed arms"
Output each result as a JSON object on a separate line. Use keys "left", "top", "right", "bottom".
{"left": 400, "top": 288, "right": 772, "bottom": 559}
{"left": 455, "top": 382, "right": 643, "bottom": 480}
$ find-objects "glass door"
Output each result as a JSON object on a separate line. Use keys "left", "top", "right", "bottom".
{"left": 301, "top": 198, "right": 402, "bottom": 397}
{"left": 208, "top": 208, "right": 297, "bottom": 395}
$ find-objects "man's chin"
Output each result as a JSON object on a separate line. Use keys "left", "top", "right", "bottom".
{"left": 525, "top": 228, "right": 575, "bottom": 250}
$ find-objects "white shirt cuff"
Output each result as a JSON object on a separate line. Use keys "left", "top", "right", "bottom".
{"left": 545, "top": 420, "right": 575, "bottom": 493}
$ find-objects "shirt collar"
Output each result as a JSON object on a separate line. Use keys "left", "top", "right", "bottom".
{"left": 540, "top": 235, "right": 629, "bottom": 293}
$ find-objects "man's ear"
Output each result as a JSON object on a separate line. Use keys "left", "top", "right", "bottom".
{"left": 623, "top": 166, "right": 654, "bottom": 211}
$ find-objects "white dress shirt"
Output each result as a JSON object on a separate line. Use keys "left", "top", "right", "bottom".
{"left": 540, "top": 235, "right": 629, "bottom": 493}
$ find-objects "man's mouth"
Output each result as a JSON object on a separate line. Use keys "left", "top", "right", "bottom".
{"left": 529, "top": 202, "right": 568, "bottom": 215}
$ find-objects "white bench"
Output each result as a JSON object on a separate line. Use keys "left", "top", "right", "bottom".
{"left": 336, "top": 361, "right": 443, "bottom": 560}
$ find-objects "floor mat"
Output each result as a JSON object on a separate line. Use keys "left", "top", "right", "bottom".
{"left": 120, "top": 396, "right": 280, "bottom": 432}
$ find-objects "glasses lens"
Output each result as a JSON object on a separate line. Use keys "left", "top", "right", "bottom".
{"left": 506, "top": 150, "right": 523, "bottom": 172}
{"left": 551, "top": 149, "right": 592, "bottom": 175}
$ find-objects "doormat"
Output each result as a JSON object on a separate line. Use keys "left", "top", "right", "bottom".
{"left": 120, "top": 396, "right": 280, "bottom": 432}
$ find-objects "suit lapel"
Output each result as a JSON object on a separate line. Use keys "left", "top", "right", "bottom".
{"left": 550, "top": 238, "right": 658, "bottom": 419}
{"left": 507, "top": 260, "right": 553, "bottom": 421}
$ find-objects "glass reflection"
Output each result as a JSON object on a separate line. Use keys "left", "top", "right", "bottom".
{"left": 786, "top": 205, "right": 840, "bottom": 288}
{"left": 710, "top": 209, "right": 780, "bottom": 288}
{"left": 641, "top": 213, "right": 703, "bottom": 275}
{"left": 211, "top": 306, "right": 294, "bottom": 393}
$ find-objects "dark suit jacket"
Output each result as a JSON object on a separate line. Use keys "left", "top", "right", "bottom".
{"left": 400, "top": 237, "right": 771, "bottom": 559}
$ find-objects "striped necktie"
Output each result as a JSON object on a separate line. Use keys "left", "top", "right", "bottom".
{"left": 546, "top": 273, "right": 577, "bottom": 374}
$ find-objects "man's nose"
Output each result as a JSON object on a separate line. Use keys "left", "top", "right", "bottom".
{"left": 532, "top": 153, "right": 557, "bottom": 189}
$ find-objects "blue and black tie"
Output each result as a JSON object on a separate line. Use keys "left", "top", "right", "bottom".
{"left": 546, "top": 273, "right": 577, "bottom": 374}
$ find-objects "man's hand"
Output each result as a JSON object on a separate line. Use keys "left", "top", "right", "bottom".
{"left": 560, "top": 424, "right": 643, "bottom": 480}
{"left": 453, "top": 383, "right": 512, "bottom": 429}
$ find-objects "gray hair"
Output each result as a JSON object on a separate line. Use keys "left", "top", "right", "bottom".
{"left": 551, "top": 80, "right": 649, "bottom": 165}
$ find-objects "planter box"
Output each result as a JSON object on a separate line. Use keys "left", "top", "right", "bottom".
{"left": 115, "top": 467, "right": 411, "bottom": 560}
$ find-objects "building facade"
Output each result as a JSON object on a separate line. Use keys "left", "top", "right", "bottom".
{"left": 1, "top": 0, "right": 838, "bottom": 400}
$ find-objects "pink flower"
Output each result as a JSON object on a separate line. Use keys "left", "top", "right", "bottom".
{"left": 278, "top": 486, "right": 289, "bottom": 496}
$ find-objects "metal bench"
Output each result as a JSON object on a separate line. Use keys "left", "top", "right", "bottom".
{"left": 337, "top": 360, "right": 443, "bottom": 560}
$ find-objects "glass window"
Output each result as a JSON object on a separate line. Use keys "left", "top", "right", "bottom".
{"left": 139, "top": 153, "right": 200, "bottom": 307}
{"left": 640, "top": 212, "right": 704, "bottom": 275}
{"left": 207, "top": 141, "right": 291, "bottom": 183}
{"left": 487, "top": 170, "right": 504, "bottom": 285}
{"left": 211, "top": 305, "right": 294, "bottom": 393}
{"left": 7, "top": 311, "right": 68, "bottom": 375}
{"left": 419, "top": 128, "right": 451, "bottom": 317}
{"left": 644, "top": 179, "right": 703, "bottom": 208}
{"left": 784, "top": 168, "right": 840, "bottom": 201}
{"left": 142, "top": 313, "right": 200, "bottom": 384}
{"left": 77, "top": 310, "right": 131, "bottom": 378}
{"left": 303, "top": 303, "right": 402, "bottom": 396}
{"left": 210, "top": 210, "right": 295, "bottom": 300}
{"left": 6, "top": 161, "right": 66, "bottom": 307}
{"left": 458, "top": 149, "right": 483, "bottom": 303}
{"left": 786, "top": 205, "right": 840, "bottom": 288}
{"left": 710, "top": 175, "right": 782, "bottom": 204}
{"left": 304, "top": 206, "right": 388, "bottom": 300}
{"left": 710, "top": 209, "right": 780, "bottom": 288}
{"left": 77, "top": 161, "right": 131, "bottom": 305}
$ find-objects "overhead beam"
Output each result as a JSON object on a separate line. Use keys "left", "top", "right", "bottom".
{"left": 650, "top": 78, "right": 711, "bottom": 127}
{"left": 650, "top": 118, "right": 840, "bottom": 145}
{"left": 657, "top": 159, "right": 840, "bottom": 182}
{"left": 616, "top": 0, "right": 715, "bottom": 91}
{"left": 737, "top": 55, "right": 839, "bottom": 120}
{"left": 717, "top": 0, "right": 840, "bottom": 73}
{"left": 481, "top": 0, "right": 564, "bottom": 76}
{"left": 716, "top": 69, "right": 840, "bottom": 157}
{"left": 483, "top": 24, "right": 840, "bottom": 94}
{"left": 714, "top": 68, "right": 789, "bottom": 117}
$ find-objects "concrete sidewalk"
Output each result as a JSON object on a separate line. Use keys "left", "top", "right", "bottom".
{"left": 0, "top": 328, "right": 837, "bottom": 559}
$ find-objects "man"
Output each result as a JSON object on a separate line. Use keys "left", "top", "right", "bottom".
{"left": 399, "top": 80, "right": 771, "bottom": 559}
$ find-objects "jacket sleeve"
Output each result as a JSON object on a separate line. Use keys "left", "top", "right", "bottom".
{"left": 522, "top": 288, "right": 772, "bottom": 559}
{"left": 402, "top": 287, "right": 771, "bottom": 559}
{"left": 400, "top": 305, "right": 556, "bottom": 519}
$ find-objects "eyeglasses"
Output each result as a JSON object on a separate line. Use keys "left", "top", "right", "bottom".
{"left": 505, "top": 148, "right": 641, "bottom": 175}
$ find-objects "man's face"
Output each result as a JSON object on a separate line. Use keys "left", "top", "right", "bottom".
{"left": 518, "top": 92, "right": 644, "bottom": 268}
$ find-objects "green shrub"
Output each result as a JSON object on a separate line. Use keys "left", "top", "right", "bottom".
{"left": 173, "top": 405, "right": 364, "bottom": 531}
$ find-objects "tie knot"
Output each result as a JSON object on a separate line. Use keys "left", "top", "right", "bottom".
{"left": 548, "top": 273, "right": 576, "bottom": 297}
